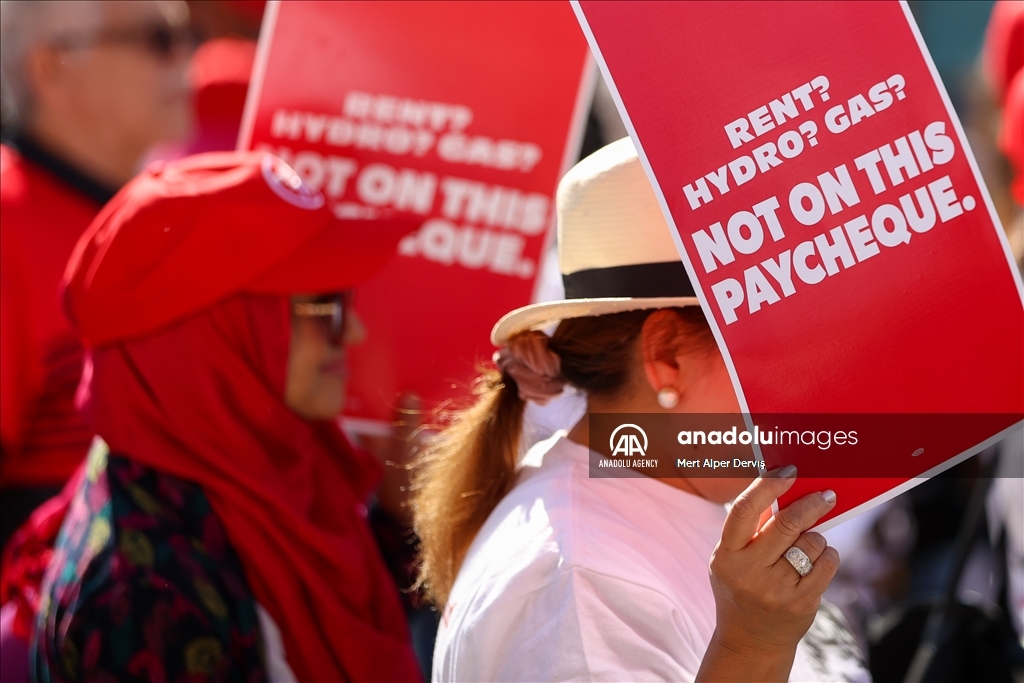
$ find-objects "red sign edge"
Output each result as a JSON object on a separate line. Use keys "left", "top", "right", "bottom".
{"left": 236, "top": 0, "right": 282, "bottom": 152}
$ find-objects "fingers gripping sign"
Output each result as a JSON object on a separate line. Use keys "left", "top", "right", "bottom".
{"left": 718, "top": 465, "right": 800, "bottom": 552}
{"left": 706, "top": 466, "right": 840, "bottom": 674}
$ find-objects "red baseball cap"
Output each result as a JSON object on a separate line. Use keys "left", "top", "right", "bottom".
{"left": 65, "top": 151, "right": 417, "bottom": 347}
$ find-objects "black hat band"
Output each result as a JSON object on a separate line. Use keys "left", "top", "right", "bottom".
{"left": 562, "top": 261, "right": 697, "bottom": 299}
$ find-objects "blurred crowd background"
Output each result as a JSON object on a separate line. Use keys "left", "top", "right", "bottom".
{"left": 5, "top": 0, "right": 1014, "bottom": 257}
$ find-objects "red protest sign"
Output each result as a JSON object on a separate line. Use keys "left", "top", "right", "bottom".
{"left": 240, "top": 1, "right": 593, "bottom": 426}
{"left": 574, "top": 0, "right": 1024, "bottom": 525}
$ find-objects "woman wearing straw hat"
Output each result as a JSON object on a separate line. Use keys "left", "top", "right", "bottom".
{"left": 414, "top": 138, "right": 868, "bottom": 682}
{"left": 1, "top": 153, "right": 423, "bottom": 682}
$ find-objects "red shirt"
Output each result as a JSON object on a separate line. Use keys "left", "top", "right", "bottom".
{"left": 0, "top": 141, "right": 113, "bottom": 487}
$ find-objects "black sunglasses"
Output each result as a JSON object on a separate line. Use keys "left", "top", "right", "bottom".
{"left": 291, "top": 291, "right": 355, "bottom": 346}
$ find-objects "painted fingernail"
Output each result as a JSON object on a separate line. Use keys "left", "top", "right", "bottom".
{"left": 821, "top": 490, "right": 837, "bottom": 504}
{"left": 778, "top": 465, "right": 797, "bottom": 479}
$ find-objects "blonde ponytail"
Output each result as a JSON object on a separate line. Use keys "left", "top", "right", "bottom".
{"left": 411, "top": 369, "right": 525, "bottom": 606}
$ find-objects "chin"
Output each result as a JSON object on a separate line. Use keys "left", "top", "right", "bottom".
{"left": 305, "top": 405, "right": 342, "bottom": 421}
{"left": 287, "top": 385, "right": 345, "bottom": 421}
{"left": 314, "top": 387, "right": 345, "bottom": 420}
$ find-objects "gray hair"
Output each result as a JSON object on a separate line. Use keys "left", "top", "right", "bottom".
{"left": 0, "top": 0, "right": 103, "bottom": 131}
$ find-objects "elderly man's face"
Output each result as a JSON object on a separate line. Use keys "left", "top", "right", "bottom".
{"left": 46, "top": 1, "right": 193, "bottom": 151}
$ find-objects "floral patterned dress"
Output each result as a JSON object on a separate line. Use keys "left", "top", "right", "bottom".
{"left": 31, "top": 441, "right": 269, "bottom": 683}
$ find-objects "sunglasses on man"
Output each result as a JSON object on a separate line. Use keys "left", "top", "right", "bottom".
{"left": 52, "top": 22, "right": 197, "bottom": 61}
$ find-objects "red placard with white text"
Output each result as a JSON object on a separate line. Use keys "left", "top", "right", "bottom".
{"left": 574, "top": 1, "right": 1024, "bottom": 526}
{"left": 240, "top": 1, "right": 593, "bottom": 427}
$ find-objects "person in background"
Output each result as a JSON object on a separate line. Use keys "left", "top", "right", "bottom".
{"left": 985, "top": 1, "right": 1024, "bottom": 648}
{"left": 2, "top": 152, "right": 422, "bottom": 682}
{"left": 998, "top": 68, "right": 1024, "bottom": 219}
{"left": 976, "top": 0, "right": 1023, "bottom": 259}
{"left": 142, "top": 35, "right": 256, "bottom": 164}
{"left": 983, "top": 0, "right": 1023, "bottom": 112}
{"left": 0, "top": 0, "right": 194, "bottom": 547}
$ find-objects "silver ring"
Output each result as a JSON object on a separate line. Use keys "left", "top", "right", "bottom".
{"left": 784, "top": 547, "right": 813, "bottom": 577}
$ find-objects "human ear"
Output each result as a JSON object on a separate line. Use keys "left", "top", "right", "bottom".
{"left": 25, "top": 45, "right": 66, "bottom": 107}
{"left": 639, "top": 309, "right": 684, "bottom": 400}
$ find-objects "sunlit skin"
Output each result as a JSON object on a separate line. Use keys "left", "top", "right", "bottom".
{"left": 566, "top": 308, "right": 752, "bottom": 503}
{"left": 284, "top": 294, "right": 366, "bottom": 420}
{"left": 25, "top": 0, "right": 193, "bottom": 186}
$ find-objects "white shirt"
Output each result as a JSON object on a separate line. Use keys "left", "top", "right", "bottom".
{"left": 433, "top": 433, "right": 868, "bottom": 682}
{"left": 257, "top": 604, "right": 297, "bottom": 682}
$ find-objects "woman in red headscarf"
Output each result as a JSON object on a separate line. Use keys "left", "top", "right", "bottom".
{"left": 2, "top": 152, "right": 422, "bottom": 682}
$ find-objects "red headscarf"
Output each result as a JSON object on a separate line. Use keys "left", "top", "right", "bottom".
{"left": 77, "top": 293, "right": 420, "bottom": 681}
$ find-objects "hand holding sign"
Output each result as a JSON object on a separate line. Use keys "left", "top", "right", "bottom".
{"left": 700, "top": 468, "right": 840, "bottom": 681}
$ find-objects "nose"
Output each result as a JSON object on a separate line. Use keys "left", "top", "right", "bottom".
{"left": 344, "top": 308, "right": 367, "bottom": 347}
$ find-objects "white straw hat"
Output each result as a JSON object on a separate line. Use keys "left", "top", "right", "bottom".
{"left": 491, "top": 137, "right": 699, "bottom": 345}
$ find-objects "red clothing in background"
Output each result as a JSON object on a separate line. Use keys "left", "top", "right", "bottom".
{"left": 188, "top": 37, "right": 257, "bottom": 153}
{"left": 0, "top": 141, "right": 113, "bottom": 488}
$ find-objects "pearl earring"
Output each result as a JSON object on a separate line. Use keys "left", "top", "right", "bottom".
{"left": 657, "top": 387, "right": 679, "bottom": 409}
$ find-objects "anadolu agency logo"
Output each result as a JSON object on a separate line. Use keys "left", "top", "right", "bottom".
{"left": 609, "top": 423, "right": 648, "bottom": 458}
